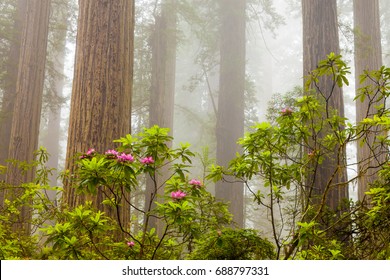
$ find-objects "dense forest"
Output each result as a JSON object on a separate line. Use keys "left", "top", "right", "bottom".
{"left": 0, "top": 0, "right": 389, "bottom": 260}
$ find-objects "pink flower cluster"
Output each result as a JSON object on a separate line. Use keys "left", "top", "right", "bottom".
{"left": 308, "top": 150, "right": 316, "bottom": 157}
{"left": 105, "top": 149, "right": 119, "bottom": 156}
{"left": 281, "top": 107, "right": 293, "bottom": 116}
{"left": 117, "top": 153, "right": 134, "bottom": 163}
{"left": 140, "top": 156, "right": 154, "bottom": 165}
{"left": 127, "top": 241, "right": 135, "bottom": 247}
{"left": 104, "top": 149, "right": 134, "bottom": 163}
{"left": 189, "top": 179, "right": 202, "bottom": 188}
{"left": 171, "top": 190, "right": 186, "bottom": 200}
{"left": 80, "top": 148, "right": 96, "bottom": 159}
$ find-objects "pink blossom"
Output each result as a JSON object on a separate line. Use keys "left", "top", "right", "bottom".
{"left": 140, "top": 156, "right": 154, "bottom": 165}
{"left": 80, "top": 148, "right": 96, "bottom": 159}
{"left": 105, "top": 149, "right": 119, "bottom": 156}
{"left": 117, "top": 153, "right": 134, "bottom": 163}
{"left": 127, "top": 241, "right": 135, "bottom": 247}
{"left": 171, "top": 190, "right": 186, "bottom": 200}
{"left": 189, "top": 179, "right": 202, "bottom": 188}
{"left": 281, "top": 107, "right": 293, "bottom": 116}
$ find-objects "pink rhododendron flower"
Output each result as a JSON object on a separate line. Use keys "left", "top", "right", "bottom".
{"left": 140, "top": 156, "right": 154, "bottom": 165}
{"left": 281, "top": 107, "right": 293, "bottom": 116}
{"left": 80, "top": 148, "right": 96, "bottom": 159}
{"left": 189, "top": 179, "right": 202, "bottom": 188}
{"left": 105, "top": 149, "right": 119, "bottom": 156}
{"left": 127, "top": 241, "right": 135, "bottom": 247}
{"left": 117, "top": 153, "right": 134, "bottom": 163}
{"left": 171, "top": 190, "right": 186, "bottom": 200}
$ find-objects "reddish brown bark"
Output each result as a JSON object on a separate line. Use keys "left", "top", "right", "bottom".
{"left": 302, "top": 0, "right": 349, "bottom": 212}
{"left": 353, "top": 0, "right": 385, "bottom": 201}
{"left": 5, "top": 0, "right": 51, "bottom": 235}
{"left": 64, "top": 0, "right": 134, "bottom": 236}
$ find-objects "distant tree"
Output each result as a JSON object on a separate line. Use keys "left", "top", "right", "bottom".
{"left": 353, "top": 0, "right": 386, "bottom": 201}
{"left": 149, "top": 1, "right": 177, "bottom": 132}
{"left": 5, "top": 0, "right": 51, "bottom": 235}
{"left": 0, "top": 0, "right": 25, "bottom": 207}
{"left": 132, "top": 0, "right": 154, "bottom": 134}
{"left": 302, "top": 0, "right": 349, "bottom": 213}
{"left": 41, "top": 0, "right": 74, "bottom": 208}
{"left": 215, "top": 0, "right": 246, "bottom": 227}
{"left": 63, "top": 0, "right": 134, "bottom": 238}
{"left": 145, "top": 0, "right": 177, "bottom": 232}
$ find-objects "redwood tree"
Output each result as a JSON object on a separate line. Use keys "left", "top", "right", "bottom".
{"left": 145, "top": 0, "right": 177, "bottom": 231}
{"left": 215, "top": 0, "right": 246, "bottom": 227}
{"left": 5, "top": 0, "right": 51, "bottom": 234}
{"left": 64, "top": 0, "right": 134, "bottom": 233}
{"left": 302, "top": 0, "right": 349, "bottom": 212}
{"left": 42, "top": 0, "right": 71, "bottom": 206}
{"left": 0, "top": 0, "right": 25, "bottom": 207}
{"left": 353, "top": 0, "right": 385, "bottom": 202}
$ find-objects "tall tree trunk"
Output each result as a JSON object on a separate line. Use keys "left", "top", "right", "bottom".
{"left": 42, "top": 1, "right": 69, "bottom": 206}
{"left": 64, "top": 0, "right": 134, "bottom": 237}
{"left": 5, "top": 0, "right": 51, "bottom": 235}
{"left": 145, "top": 0, "right": 177, "bottom": 233}
{"left": 216, "top": 0, "right": 246, "bottom": 228}
{"left": 0, "top": 0, "right": 25, "bottom": 207}
{"left": 353, "top": 0, "right": 385, "bottom": 202}
{"left": 302, "top": 0, "right": 349, "bottom": 212}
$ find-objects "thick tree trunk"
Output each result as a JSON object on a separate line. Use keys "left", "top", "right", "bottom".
{"left": 353, "top": 0, "right": 385, "bottom": 202}
{"left": 5, "top": 0, "right": 51, "bottom": 235}
{"left": 302, "top": 0, "right": 349, "bottom": 212}
{"left": 0, "top": 0, "right": 25, "bottom": 206}
{"left": 64, "top": 0, "right": 134, "bottom": 237}
{"left": 216, "top": 0, "right": 246, "bottom": 228}
{"left": 145, "top": 0, "right": 177, "bottom": 233}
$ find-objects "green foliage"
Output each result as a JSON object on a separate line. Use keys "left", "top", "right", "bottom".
{"left": 0, "top": 147, "right": 59, "bottom": 259}
{"left": 188, "top": 228, "right": 276, "bottom": 260}
{"left": 293, "top": 221, "right": 344, "bottom": 260}
{"left": 1, "top": 126, "right": 245, "bottom": 260}
{"left": 266, "top": 86, "right": 303, "bottom": 124}
{"left": 40, "top": 202, "right": 126, "bottom": 260}
{"left": 350, "top": 165, "right": 390, "bottom": 260}
{"left": 208, "top": 53, "right": 390, "bottom": 259}
{"left": 39, "top": 126, "right": 243, "bottom": 260}
{"left": 305, "top": 52, "right": 351, "bottom": 91}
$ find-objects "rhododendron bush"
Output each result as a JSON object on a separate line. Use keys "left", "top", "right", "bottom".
{"left": 0, "top": 126, "right": 274, "bottom": 260}
{"left": 44, "top": 126, "right": 238, "bottom": 259}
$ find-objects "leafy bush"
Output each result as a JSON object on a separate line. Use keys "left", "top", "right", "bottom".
{"left": 0, "top": 148, "right": 59, "bottom": 259}
{"left": 188, "top": 228, "right": 276, "bottom": 260}
{"left": 208, "top": 53, "right": 390, "bottom": 259}
{"left": 39, "top": 126, "right": 236, "bottom": 259}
